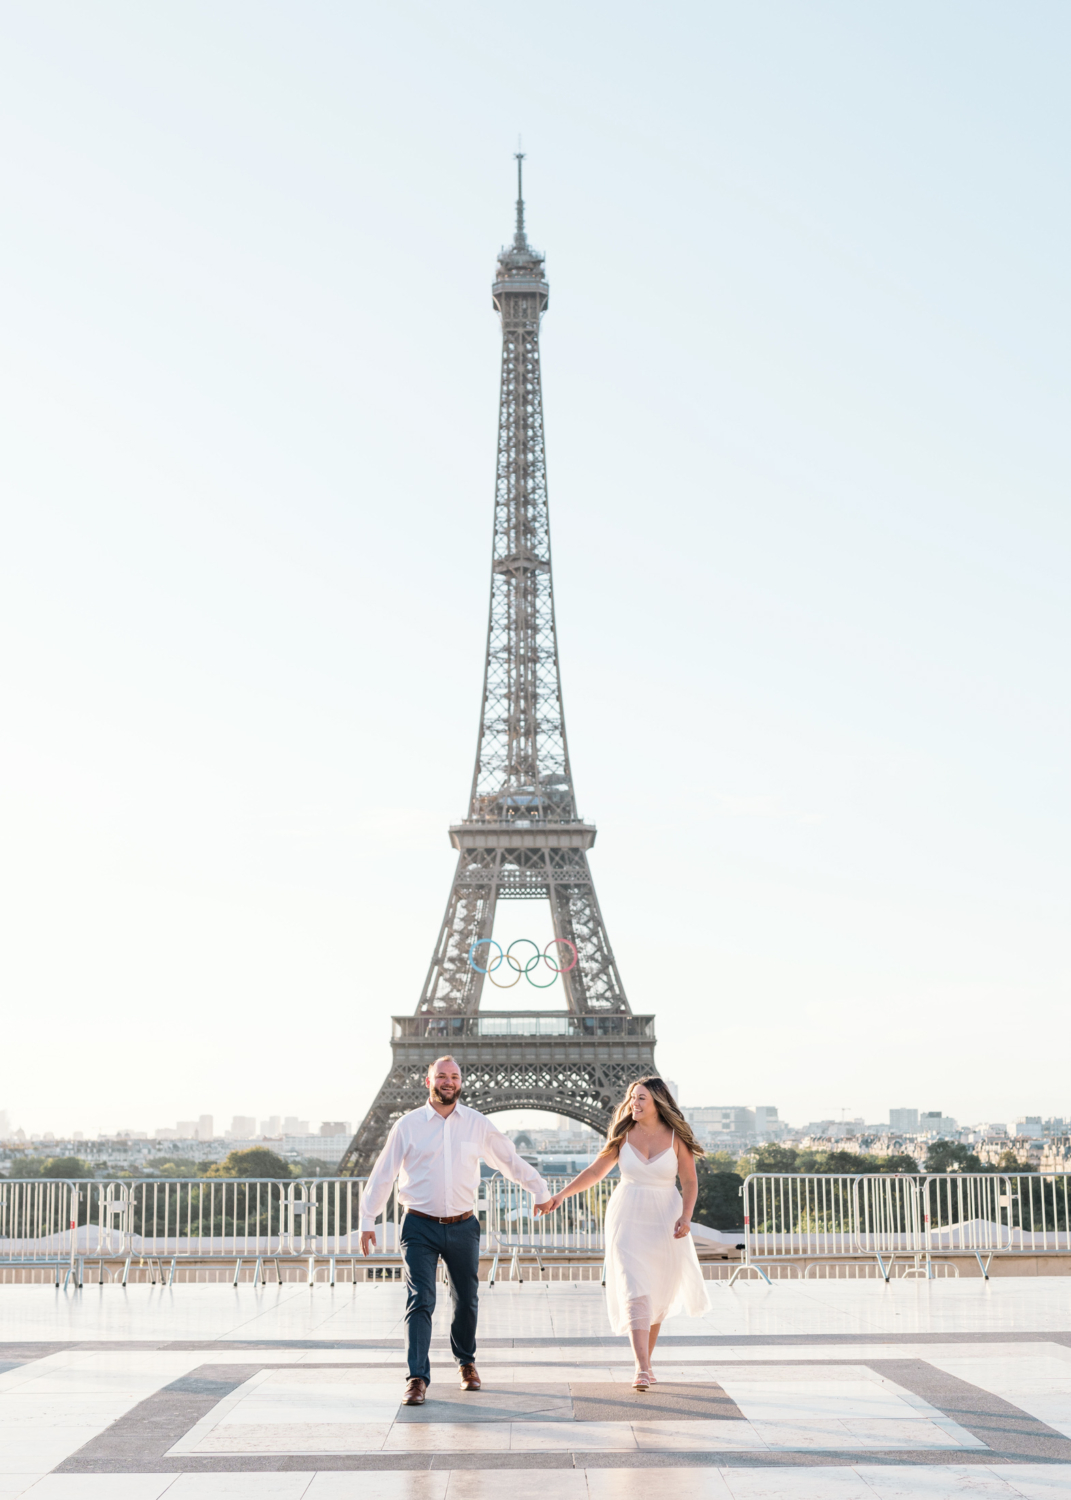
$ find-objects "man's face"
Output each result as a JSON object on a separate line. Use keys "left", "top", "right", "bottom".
{"left": 428, "top": 1058, "right": 462, "bottom": 1105}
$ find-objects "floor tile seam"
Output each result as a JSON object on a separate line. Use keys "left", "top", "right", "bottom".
{"left": 5, "top": 1330, "right": 1070, "bottom": 1351}
{"left": 46, "top": 1447, "right": 1071, "bottom": 1473}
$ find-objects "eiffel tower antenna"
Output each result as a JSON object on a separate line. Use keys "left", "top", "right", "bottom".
{"left": 340, "top": 161, "right": 656, "bottom": 1174}
{"left": 514, "top": 145, "right": 526, "bottom": 245}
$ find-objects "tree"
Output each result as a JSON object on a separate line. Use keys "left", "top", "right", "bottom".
{"left": 875, "top": 1153, "right": 922, "bottom": 1173}
{"left": 693, "top": 1153, "right": 745, "bottom": 1231}
{"left": 995, "top": 1149, "right": 1035, "bottom": 1173}
{"left": 13, "top": 1155, "right": 94, "bottom": 1179}
{"left": 924, "top": 1141, "right": 984, "bottom": 1174}
{"left": 206, "top": 1148, "right": 294, "bottom": 1179}
{"left": 738, "top": 1143, "right": 799, "bottom": 1175}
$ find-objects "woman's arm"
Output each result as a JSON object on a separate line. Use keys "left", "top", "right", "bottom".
{"left": 674, "top": 1139, "right": 699, "bottom": 1238}
{"left": 533, "top": 1151, "right": 616, "bottom": 1214}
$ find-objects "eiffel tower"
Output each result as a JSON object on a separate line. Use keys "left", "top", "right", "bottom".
{"left": 339, "top": 159, "right": 656, "bottom": 1175}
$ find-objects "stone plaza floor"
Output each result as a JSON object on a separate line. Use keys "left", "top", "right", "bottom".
{"left": 4, "top": 1278, "right": 1071, "bottom": 1497}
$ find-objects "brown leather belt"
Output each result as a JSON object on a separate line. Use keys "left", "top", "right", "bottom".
{"left": 405, "top": 1208, "right": 474, "bottom": 1225}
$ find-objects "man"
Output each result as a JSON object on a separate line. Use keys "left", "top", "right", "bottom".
{"left": 360, "top": 1055, "right": 552, "bottom": 1406}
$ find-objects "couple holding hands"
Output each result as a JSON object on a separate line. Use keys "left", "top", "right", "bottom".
{"left": 359, "top": 1056, "right": 708, "bottom": 1401}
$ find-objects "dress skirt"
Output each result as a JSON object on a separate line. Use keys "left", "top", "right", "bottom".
{"left": 603, "top": 1176, "right": 710, "bottom": 1334}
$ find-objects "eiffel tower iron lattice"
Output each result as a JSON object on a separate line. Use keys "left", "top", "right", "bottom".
{"left": 340, "top": 160, "right": 656, "bottom": 1175}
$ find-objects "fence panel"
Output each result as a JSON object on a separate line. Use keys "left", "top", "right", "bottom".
{"left": 0, "top": 1179, "right": 77, "bottom": 1265}
{"left": 744, "top": 1174, "right": 860, "bottom": 1260}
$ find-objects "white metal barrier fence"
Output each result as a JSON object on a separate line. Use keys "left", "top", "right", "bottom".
{"left": 0, "top": 1175, "right": 605, "bottom": 1286}
{"left": 0, "top": 1179, "right": 80, "bottom": 1285}
{"left": 7, "top": 1171, "right": 1068, "bottom": 1288}
{"left": 738, "top": 1172, "right": 1071, "bottom": 1282}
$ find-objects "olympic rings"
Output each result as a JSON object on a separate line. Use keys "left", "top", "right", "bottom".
{"left": 467, "top": 937, "right": 578, "bottom": 986}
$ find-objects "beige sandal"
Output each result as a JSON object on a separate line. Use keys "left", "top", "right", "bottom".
{"left": 632, "top": 1370, "right": 652, "bottom": 1391}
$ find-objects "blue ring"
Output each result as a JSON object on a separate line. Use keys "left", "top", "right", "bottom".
{"left": 468, "top": 938, "right": 504, "bottom": 975}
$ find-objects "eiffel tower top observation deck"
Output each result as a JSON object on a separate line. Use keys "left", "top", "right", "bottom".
{"left": 339, "top": 162, "right": 654, "bottom": 1173}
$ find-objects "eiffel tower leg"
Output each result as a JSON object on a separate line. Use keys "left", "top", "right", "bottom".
{"left": 547, "top": 849, "right": 628, "bottom": 1014}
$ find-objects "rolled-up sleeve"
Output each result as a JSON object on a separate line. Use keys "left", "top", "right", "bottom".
{"left": 479, "top": 1120, "right": 550, "bottom": 1202}
{"left": 359, "top": 1121, "right": 406, "bottom": 1231}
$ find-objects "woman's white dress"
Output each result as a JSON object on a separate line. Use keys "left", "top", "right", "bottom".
{"left": 603, "top": 1137, "right": 709, "bottom": 1333}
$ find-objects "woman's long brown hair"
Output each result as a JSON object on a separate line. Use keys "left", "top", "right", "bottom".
{"left": 598, "top": 1076, "right": 704, "bottom": 1160}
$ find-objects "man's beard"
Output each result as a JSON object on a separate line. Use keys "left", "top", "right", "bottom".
{"left": 430, "top": 1083, "right": 462, "bottom": 1105}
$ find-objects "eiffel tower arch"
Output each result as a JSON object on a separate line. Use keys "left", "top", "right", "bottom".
{"left": 340, "top": 160, "right": 656, "bottom": 1175}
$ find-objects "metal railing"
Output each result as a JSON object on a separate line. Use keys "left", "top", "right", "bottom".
{"left": 10, "top": 1170, "right": 1066, "bottom": 1288}
{"left": 737, "top": 1172, "right": 1071, "bottom": 1282}
{"left": 482, "top": 1172, "right": 613, "bottom": 1283}
{"left": 0, "top": 1179, "right": 79, "bottom": 1286}
{"left": 1, "top": 1177, "right": 406, "bottom": 1287}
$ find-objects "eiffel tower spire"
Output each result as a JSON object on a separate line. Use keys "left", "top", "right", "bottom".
{"left": 340, "top": 165, "right": 655, "bottom": 1174}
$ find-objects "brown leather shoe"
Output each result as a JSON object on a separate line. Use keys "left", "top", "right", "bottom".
{"left": 402, "top": 1377, "right": 427, "bottom": 1405}
{"left": 458, "top": 1363, "right": 481, "bottom": 1391}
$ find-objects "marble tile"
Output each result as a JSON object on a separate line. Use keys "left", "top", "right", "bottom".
{"left": 306, "top": 1477, "right": 448, "bottom": 1500}
{"left": 853, "top": 1465, "right": 1021, "bottom": 1497}
{"left": 924, "top": 1355, "right": 1071, "bottom": 1438}
{"left": 713, "top": 1371, "right": 936, "bottom": 1422}
{"left": 216, "top": 1377, "right": 401, "bottom": 1425}
{"left": 722, "top": 1470, "right": 884, "bottom": 1500}
{"left": 23, "top": 1478, "right": 180, "bottom": 1500}
{"left": 0, "top": 1431, "right": 112, "bottom": 1475}
{"left": 1000, "top": 1467, "right": 1071, "bottom": 1498}
{"left": 382, "top": 1422, "right": 511, "bottom": 1451}
{"left": 586, "top": 1468, "right": 734, "bottom": 1500}
{"left": 0, "top": 1394, "right": 146, "bottom": 1426}
{"left": 0, "top": 1479, "right": 48, "bottom": 1500}
{"left": 747, "top": 1418, "right": 966, "bottom": 1450}
{"left": 447, "top": 1475, "right": 588, "bottom": 1500}
{"left": 166, "top": 1477, "right": 314, "bottom": 1500}
{"left": 195, "top": 1421, "right": 392, "bottom": 1454}
{"left": 509, "top": 1421, "right": 636, "bottom": 1451}
{"left": 631, "top": 1418, "right": 767, "bottom": 1451}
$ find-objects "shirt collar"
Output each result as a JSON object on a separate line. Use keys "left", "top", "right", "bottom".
{"left": 424, "top": 1099, "right": 463, "bottom": 1123}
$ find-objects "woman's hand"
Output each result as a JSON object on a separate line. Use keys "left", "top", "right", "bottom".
{"left": 673, "top": 1217, "right": 692, "bottom": 1239}
{"left": 534, "top": 1193, "right": 561, "bottom": 1216}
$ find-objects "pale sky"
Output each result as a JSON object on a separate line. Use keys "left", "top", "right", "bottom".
{"left": 1, "top": 2, "right": 1068, "bottom": 1140}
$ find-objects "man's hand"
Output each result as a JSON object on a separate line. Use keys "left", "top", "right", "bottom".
{"left": 533, "top": 1197, "right": 558, "bottom": 1217}
{"left": 360, "top": 1230, "right": 377, "bottom": 1256}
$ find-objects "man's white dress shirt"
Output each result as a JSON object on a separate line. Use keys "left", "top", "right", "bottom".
{"left": 359, "top": 1101, "right": 549, "bottom": 1230}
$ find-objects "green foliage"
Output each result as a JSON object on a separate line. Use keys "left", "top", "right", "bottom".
{"left": 737, "top": 1143, "right": 800, "bottom": 1175}
{"left": 291, "top": 1157, "right": 339, "bottom": 1177}
{"left": 995, "top": 1148, "right": 1036, "bottom": 1173}
{"left": 924, "top": 1141, "right": 984, "bottom": 1174}
{"left": 9, "top": 1155, "right": 95, "bottom": 1179}
{"left": 144, "top": 1157, "right": 204, "bottom": 1178}
{"left": 737, "top": 1143, "right": 922, "bottom": 1177}
{"left": 693, "top": 1152, "right": 745, "bottom": 1231}
{"left": 205, "top": 1148, "right": 294, "bottom": 1180}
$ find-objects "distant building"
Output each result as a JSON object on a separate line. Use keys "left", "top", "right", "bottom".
{"left": 889, "top": 1108, "right": 918, "bottom": 1132}
{"left": 919, "top": 1111, "right": 957, "bottom": 1137}
{"left": 320, "top": 1122, "right": 351, "bottom": 1138}
{"left": 682, "top": 1106, "right": 780, "bottom": 1145}
{"left": 228, "top": 1116, "right": 257, "bottom": 1138}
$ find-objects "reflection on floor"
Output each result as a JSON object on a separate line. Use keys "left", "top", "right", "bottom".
{"left": 2, "top": 1280, "right": 1071, "bottom": 1496}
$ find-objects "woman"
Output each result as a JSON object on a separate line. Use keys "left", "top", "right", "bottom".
{"left": 536, "top": 1076, "right": 708, "bottom": 1389}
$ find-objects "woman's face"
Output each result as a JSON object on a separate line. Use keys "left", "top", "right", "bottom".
{"left": 630, "top": 1086, "right": 655, "bottom": 1123}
